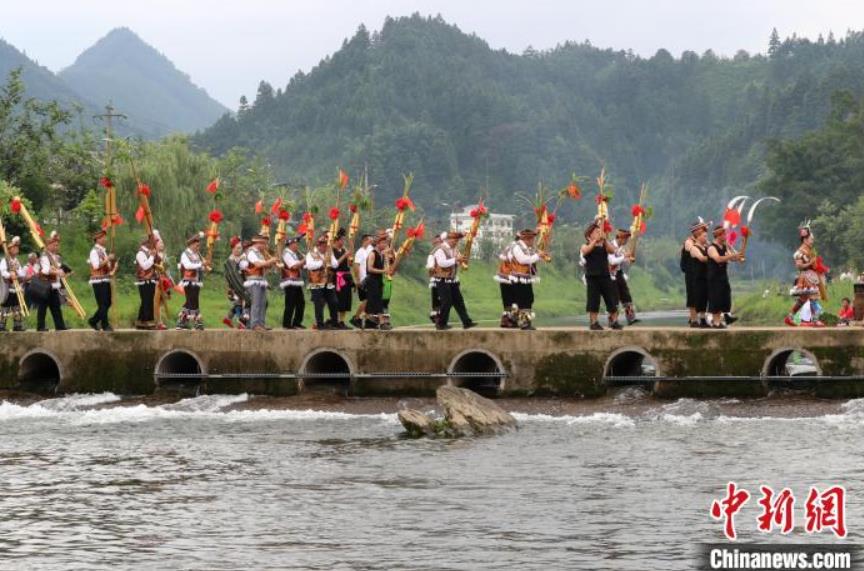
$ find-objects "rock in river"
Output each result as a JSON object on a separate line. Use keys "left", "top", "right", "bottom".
{"left": 398, "top": 385, "right": 517, "bottom": 438}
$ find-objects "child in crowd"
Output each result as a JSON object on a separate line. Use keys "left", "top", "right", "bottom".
{"left": 838, "top": 297, "right": 854, "bottom": 326}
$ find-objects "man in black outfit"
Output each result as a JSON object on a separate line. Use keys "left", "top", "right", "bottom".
{"left": 580, "top": 221, "right": 621, "bottom": 330}
{"left": 87, "top": 229, "right": 115, "bottom": 331}
{"left": 36, "top": 232, "right": 68, "bottom": 331}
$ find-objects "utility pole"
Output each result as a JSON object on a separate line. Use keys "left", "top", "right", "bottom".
{"left": 93, "top": 103, "right": 127, "bottom": 253}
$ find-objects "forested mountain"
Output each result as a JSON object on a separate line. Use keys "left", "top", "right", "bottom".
{"left": 0, "top": 37, "right": 99, "bottom": 116}
{"left": 195, "top": 15, "right": 864, "bottom": 235}
{"left": 59, "top": 28, "right": 227, "bottom": 138}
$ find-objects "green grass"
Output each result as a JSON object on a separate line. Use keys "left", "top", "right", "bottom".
{"left": 10, "top": 261, "right": 684, "bottom": 329}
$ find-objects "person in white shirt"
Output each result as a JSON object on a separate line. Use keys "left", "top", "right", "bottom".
{"left": 349, "top": 234, "right": 373, "bottom": 328}
{"left": 494, "top": 236, "right": 518, "bottom": 328}
{"left": 280, "top": 236, "right": 306, "bottom": 329}
{"left": 245, "top": 234, "right": 278, "bottom": 331}
{"left": 609, "top": 228, "right": 640, "bottom": 325}
{"left": 509, "top": 229, "right": 547, "bottom": 330}
{"left": 0, "top": 235, "right": 28, "bottom": 331}
{"left": 305, "top": 235, "right": 339, "bottom": 330}
{"left": 134, "top": 233, "right": 161, "bottom": 330}
{"left": 431, "top": 231, "right": 476, "bottom": 330}
{"left": 36, "top": 231, "right": 68, "bottom": 331}
{"left": 87, "top": 229, "right": 115, "bottom": 331}
{"left": 177, "top": 232, "right": 208, "bottom": 330}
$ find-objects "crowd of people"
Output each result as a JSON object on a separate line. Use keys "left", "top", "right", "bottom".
{"left": 0, "top": 213, "right": 842, "bottom": 332}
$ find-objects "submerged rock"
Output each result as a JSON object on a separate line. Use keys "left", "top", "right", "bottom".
{"left": 398, "top": 386, "right": 517, "bottom": 438}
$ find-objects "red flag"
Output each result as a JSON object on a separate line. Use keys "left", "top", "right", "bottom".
{"left": 206, "top": 178, "right": 220, "bottom": 194}
{"left": 723, "top": 208, "right": 741, "bottom": 227}
{"left": 254, "top": 200, "right": 263, "bottom": 214}
{"left": 338, "top": 168, "right": 349, "bottom": 190}
{"left": 135, "top": 205, "right": 146, "bottom": 223}
{"left": 270, "top": 197, "right": 283, "bottom": 214}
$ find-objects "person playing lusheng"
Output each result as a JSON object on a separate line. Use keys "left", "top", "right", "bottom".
{"left": 431, "top": 231, "right": 477, "bottom": 331}
{"left": 280, "top": 235, "right": 306, "bottom": 329}
{"left": 330, "top": 229, "right": 354, "bottom": 328}
{"left": 177, "top": 232, "right": 209, "bottom": 330}
{"left": 364, "top": 231, "right": 391, "bottom": 330}
{"left": 494, "top": 235, "right": 517, "bottom": 328}
{"left": 349, "top": 234, "right": 373, "bottom": 328}
{"left": 580, "top": 221, "right": 621, "bottom": 330}
{"left": 785, "top": 224, "right": 825, "bottom": 327}
{"left": 134, "top": 233, "right": 161, "bottom": 330}
{"left": 222, "top": 236, "right": 249, "bottom": 329}
{"left": 245, "top": 234, "right": 278, "bottom": 331}
{"left": 509, "top": 228, "right": 547, "bottom": 330}
{"left": 306, "top": 234, "right": 339, "bottom": 330}
{"left": 609, "top": 228, "right": 640, "bottom": 325}
{"left": 687, "top": 224, "right": 711, "bottom": 328}
{"left": 87, "top": 229, "right": 116, "bottom": 331}
{"left": 36, "top": 231, "right": 69, "bottom": 331}
{"left": 706, "top": 225, "right": 743, "bottom": 329}
{"left": 0, "top": 235, "right": 28, "bottom": 332}
{"left": 681, "top": 220, "right": 707, "bottom": 327}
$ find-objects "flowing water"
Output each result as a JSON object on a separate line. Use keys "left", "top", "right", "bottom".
{"left": 0, "top": 392, "right": 861, "bottom": 570}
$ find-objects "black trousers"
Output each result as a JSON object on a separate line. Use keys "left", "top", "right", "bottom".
{"left": 430, "top": 284, "right": 440, "bottom": 312}
{"left": 586, "top": 274, "right": 619, "bottom": 314}
{"left": 90, "top": 282, "right": 112, "bottom": 328}
{"left": 615, "top": 271, "right": 633, "bottom": 305}
{"left": 137, "top": 282, "right": 156, "bottom": 323}
{"left": 438, "top": 281, "right": 471, "bottom": 326}
{"left": 500, "top": 283, "right": 515, "bottom": 310}
{"left": 512, "top": 283, "right": 534, "bottom": 310}
{"left": 283, "top": 286, "right": 305, "bottom": 327}
{"left": 184, "top": 284, "right": 201, "bottom": 312}
{"left": 311, "top": 287, "right": 338, "bottom": 326}
{"left": 37, "top": 289, "right": 66, "bottom": 331}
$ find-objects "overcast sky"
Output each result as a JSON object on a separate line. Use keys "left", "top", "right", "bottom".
{"left": 3, "top": 0, "right": 863, "bottom": 108}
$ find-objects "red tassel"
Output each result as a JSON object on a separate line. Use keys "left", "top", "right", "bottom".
{"left": 135, "top": 206, "right": 146, "bottom": 223}
{"left": 254, "top": 200, "right": 263, "bottom": 214}
{"left": 603, "top": 220, "right": 613, "bottom": 234}
{"left": 137, "top": 182, "right": 151, "bottom": 197}
{"left": 567, "top": 182, "right": 582, "bottom": 200}
{"left": 10, "top": 198, "right": 21, "bottom": 214}
{"left": 278, "top": 208, "right": 290, "bottom": 221}
{"left": 338, "top": 168, "right": 349, "bottom": 190}
{"left": 206, "top": 178, "right": 220, "bottom": 194}
{"left": 99, "top": 177, "right": 113, "bottom": 189}
{"left": 395, "top": 197, "right": 415, "bottom": 211}
{"left": 209, "top": 210, "right": 224, "bottom": 224}
{"left": 270, "top": 197, "right": 282, "bottom": 214}
{"left": 329, "top": 207, "right": 340, "bottom": 220}
{"left": 631, "top": 204, "right": 644, "bottom": 217}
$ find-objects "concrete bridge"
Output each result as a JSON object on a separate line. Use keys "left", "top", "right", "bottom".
{"left": 2, "top": 328, "right": 864, "bottom": 399}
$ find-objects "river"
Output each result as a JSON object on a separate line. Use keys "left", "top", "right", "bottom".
{"left": 0, "top": 392, "right": 859, "bottom": 570}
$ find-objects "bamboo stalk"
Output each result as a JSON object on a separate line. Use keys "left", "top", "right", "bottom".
{"left": 0, "top": 215, "right": 29, "bottom": 317}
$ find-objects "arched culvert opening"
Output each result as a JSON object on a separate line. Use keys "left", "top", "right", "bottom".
{"left": 18, "top": 351, "right": 61, "bottom": 391}
{"left": 156, "top": 350, "right": 204, "bottom": 384}
{"left": 449, "top": 350, "right": 504, "bottom": 397}
{"left": 764, "top": 349, "right": 821, "bottom": 390}
{"left": 300, "top": 350, "right": 352, "bottom": 395}
{"left": 605, "top": 348, "right": 658, "bottom": 378}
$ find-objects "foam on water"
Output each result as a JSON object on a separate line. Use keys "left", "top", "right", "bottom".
{"left": 35, "top": 392, "right": 122, "bottom": 411}
{"left": 513, "top": 412, "right": 636, "bottom": 428}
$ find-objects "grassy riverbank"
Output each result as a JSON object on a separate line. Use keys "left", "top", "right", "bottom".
{"left": 734, "top": 280, "right": 854, "bottom": 326}
{"left": 11, "top": 261, "right": 683, "bottom": 329}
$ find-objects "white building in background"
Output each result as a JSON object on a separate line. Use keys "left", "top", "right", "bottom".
{"left": 449, "top": 205, "right": 515, "bottom": 257}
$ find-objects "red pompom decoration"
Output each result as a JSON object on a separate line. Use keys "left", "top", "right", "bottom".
{"left": 278, "top": 208, "right": 290, "bottom": 221}
{"left": 547, "top": 213, "right": 557, "bottom": 225}
{"left": 261, "top": 217, "right": 271, "bottom": 227}
{"left": 603, "top": 220, "right": 613, "bottom": 234}
{"left": 740, "top": 226, "right": 751, "bottom": 238}
{"left": 723, "top": 208, "right": 741, "bottom": 227}
{"left": 395, "top": 197, "right": 415, "bottom": 211}
{"left": 349, "top": 204, "right": 358, "bottom": 213}
{"left": 137, "top": 182, "right": 151, "bottom": 197}
{"left": 10, "top": 198, "right": 22, "bottom": 214}
{"left": 206, "top": 178, "right": 220, "bottom": 194}
{"left": 99, "top": 177, "right": 113, "bottom": 190}
{"left": 469, "top": 203, "right": 488, "bottom": 219}
{"left": 209, "top": 210, "right": 224, "bottom": 224}
{"left": 631, "top": 204, "right": 645, "bottom": 217}
{"left": 329, "top": 207, "right": 340, "bottom": 220}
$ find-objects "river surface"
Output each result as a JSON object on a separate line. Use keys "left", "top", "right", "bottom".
{"left": 0, "top": 392, "right": 860, "bottom": 570}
